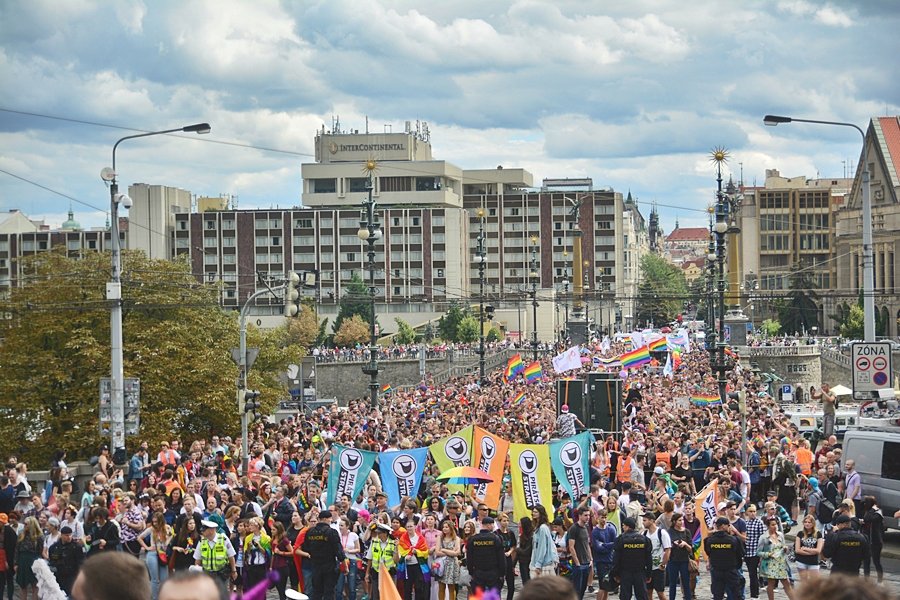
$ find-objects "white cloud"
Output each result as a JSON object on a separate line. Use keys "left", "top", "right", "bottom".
{"left": 777, "top": 1, "right": 853, "bottom": 27}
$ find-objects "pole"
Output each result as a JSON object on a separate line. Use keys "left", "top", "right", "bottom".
{"left": 715, "top": 161, "right": 729, "bottom": 409}
{"left": 477, "top": 209, "right": 486, "bottom": 384}
{"left": 107, "top": 123, "right": 209, "bottom": 464}
{"left": 239, "top": 287, "right": 276, "bottom": 474}
{"left": 358, "top": 165, "right": 381, "bottom": 408}
{"left": 530, "top": 236, "right": 539, "bottom": 361}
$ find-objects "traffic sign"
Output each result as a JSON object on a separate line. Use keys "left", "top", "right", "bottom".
{"left": 851, "top": 342, "right": 893, "bottom": 400}
{"left": 781, "top": 384, "right": 793, "bottom": 403}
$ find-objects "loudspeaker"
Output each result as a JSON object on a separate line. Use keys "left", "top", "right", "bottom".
{"left": 556, "top": 379, "right": 585, "bottom": 424}
{"left": 585, "top": 372, "right": 621, "bottom": 434}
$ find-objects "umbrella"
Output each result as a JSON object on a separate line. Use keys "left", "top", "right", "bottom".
{"left": 829, "top": 384, "right": 852, "bottom": 396}
{"left": 436, "top": 466, "right": 493, "bottom": 485}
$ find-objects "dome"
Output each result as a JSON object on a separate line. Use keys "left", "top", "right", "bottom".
{"left": 61, "top": 207, "right": 81, "bottom": 231}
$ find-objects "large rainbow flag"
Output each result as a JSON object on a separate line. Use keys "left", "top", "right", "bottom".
{"left": 512, "top": 391, "right": 526, "bottom": 406}
{"left": 691, "top": 393, "right": 722, "bottom": 407}
{"left": 505, "top": 353, "right": 524, "bottom": 381}
{"left": 619, "top": 345, "right": 651, "bottom": 369}
{"left": 648, "top": 337, "right": 668, "bottom": 352}
{"left": 524, "top": 361, "right": 542, "bottom": 382}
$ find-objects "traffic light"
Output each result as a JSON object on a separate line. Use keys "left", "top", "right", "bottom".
{"left": 241, "top": 389, "right": 261, "bottom": 420}
{"left": 284, "top": 271, "right": 301, "bottom": 317}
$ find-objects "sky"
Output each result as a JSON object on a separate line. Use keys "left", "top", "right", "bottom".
{"left": 1, "top": 0, "right": 898, "bottom": 233}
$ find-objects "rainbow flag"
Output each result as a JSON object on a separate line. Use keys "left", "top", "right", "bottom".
{"left": 691, "top": 522, "right": 702, "bottom": 559}
{"left": 512, "top": 391, "right": 526, "bottom": 406}
{"left": 524, "top": 361, "right": 542, "bottom": 382}
{"left": 691, "top": 394, "right": 722, "bottom": 407}
{"left": 619, "top": 346, "right": 651, "bottom": 369}
{"left": 506, "top": 353, "right": 524, "bottom": 381}
{"left": 381, "top": 384, "right": 393, "bottom": 395}
{"left": 672, "top": 349, "right": 683, "bottom": 370}
{"left": 648, "top": 337, "right": 668, "bottom": 352}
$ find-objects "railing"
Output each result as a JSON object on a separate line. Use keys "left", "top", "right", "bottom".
{"left": 820, "top": 347, "right": 851, "bottom": 368}
{"left": 430, "top": 347, "right": 519, "bottom": 384}
{"left": 744, "top": 345, "right": 821, "bottom": 357}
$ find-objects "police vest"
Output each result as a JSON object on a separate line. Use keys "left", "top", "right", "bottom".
{"left": 616, "top": 456, "right": 632, "bottom": 482}
{"left": 200, "top": 534, "right": 229, "bottom": 573}
{"left": 370, "top": 539, "right": 396, "bottom": 569}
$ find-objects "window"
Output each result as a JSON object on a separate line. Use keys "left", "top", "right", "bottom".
{"left": 293, "top": 235, "right": 315, "bottom": 246}
{"left": 433, "top": 251, "right": 445, "bottom": 261}
{"left": 255, "top": 219, "right": 268, "bottom": 230}
{"left": 390, "top": 234, "right": 406, "bottom": 244}
{"left": 222, "top": 236, "right": 235, "bottom": 247}
{"left": 415, "top": 177, "right": 439, "bottom": 191}
{"left": 311, "top": 178, "right": 337, "bottom": 193}
{"left": 255, "top": 236, "right": 270, "bottom": 246}
{"left": 39, "top": 240, "right": 48, "bottom": 250}
{"left": 394, "top": 286, "right": 401, "bottom": 295}
{"left": 295, "top": 253, "right": 315, "bottom": 263}
{"left": 433, "top": 233, "right": 445, "bottom": 243}
{"left": 222, "top": 219, "right": 235, "bottom": 230}
{"left": 882, "top": 442, "right": 900, "bottom": 480}
{"left": 206, "top": 220, "right": 216, "bottom": 230}
{"left": 255, "top": 253, "right": 269, "bottom": 263}
{"left": 269, "top": 253, "right": 282, "bottom": 264}
{"left": 295, "top": 218, "right": 313, "bottom": 229}
{"left": 436, "top": 268, "right": 444, "bottom": 278}
{"left": 505, "top": 207, "right": 520, "bottom": 217}
{"left": 204, "top": 255, "right": 218, "bottom": 265}
{"left": 433, "top": 215, "right": 444, "bottom": 227}
{"left": 22, "top": 240, "right": 35, "bottom": 251}
{"left": 339, "top": 218, "right": 358, "bottom": 228}
{"left": 555, "top": 222, "right": 562, "bottom": 230}
{"left": 319, "top": 217, "right": 332, "bottom": 228}
{"left": 596, "top": 221, "right": 612, "bottom": 230}
{"left": 204, "top": 237, "right": 218, "bottom": 248}
{"left": 67, "top": 239, "right": 80, "bottom": 250}
{"left": 411, "top": 217, "right": 420, "bottom": 226}
{"left": 88, "top": 239, "right": 97, "bottom": 249}
{"left": 178, "top": 221, "right": 188, "bottom": 231}
{"left": 340, "top": 235, "right": 361, "bottom": 245}
{"left": 346, "top": 253, "right": 356, "bottom": 262}
{"left": 381, "top": 176, "right": 412, "bottom": 192}
{"left": 222, "top": 254, "right": 236, "bottom": 264}
{"left": 488, "top": 208, "right": 497, "bottom": 216}
{"left": 320, "top": 235, "right": 333, "bottom": 247}
{"left": 348, "top": 177, "right": 369, "bottom": 193}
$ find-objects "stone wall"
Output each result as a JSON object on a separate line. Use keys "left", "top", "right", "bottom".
{"left": 316, "top": 358, "right": 450, "bottom": 404}
{"left": 743, "top": 346, "right": 822, "bottom": 390}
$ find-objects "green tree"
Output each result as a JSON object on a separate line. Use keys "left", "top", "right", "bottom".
{"left": 839, "top": 304, "right": 865, "bottom": 339}
{"left": 334, "top": 314, "right": 370, "bottom": 346}
{"left": 760, "top": 318, "right": 781, "bottom": 338}
{"left": 332, "top": 273, "right": 373, "bottom": 334}
{"left": 0, "top": 250, "right": 299, "bottom": 464}
{"left": 636, "top": 254, "right": 689, "bottom": 326}
{"left": 774, "top": 265, "right": 820, "bottom": 335}
{"left": 438, "top": 302, "right": 467, "bottom": 341}
{"left": 486, "top": 327, "right": 503, "bottom": 342}
{"left": 394, "top": 318, "right": 417, "bottom": 344}
{"left": 456, "top": 316, "right": 480, "bottom": 342}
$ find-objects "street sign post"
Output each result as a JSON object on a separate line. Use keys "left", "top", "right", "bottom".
{"left": 781, "top": 384, "right": 793, "bottom": 403}
{"left": 101, "top": 377, "right": 140, "bottom": 436}
{"left": 851, "top": 342, "right": 893, "bottom": 400}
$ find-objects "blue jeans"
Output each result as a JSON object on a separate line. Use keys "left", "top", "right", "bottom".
{"left": 666, "top": 561, "right": 691, "bottom": 600}
{"left": 336, "top": 559, "right": 358, "bottom": 600}
{"left": 571, "top": 563, "right": 591, "bottom": 600}
{"left": 303, "top": 565, "right": 315, "bottom": 597}
{"left": 145, "top": 551, "right": 169, "bottom": 600}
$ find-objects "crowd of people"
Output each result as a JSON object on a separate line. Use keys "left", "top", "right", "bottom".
{"left": 0, "top": 333, "right": 898, "bottom": 600}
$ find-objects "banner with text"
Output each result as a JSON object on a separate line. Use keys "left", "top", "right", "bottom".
{"left": 326, "top": 444, "right": 378, "bottom": 506}
{"left": 693, "top": 480, "right": 719, "bottom": 558}
{"left": 508, "top": 443, "right": 553, "bottom": 522}
{"left": 429, "top": 425, "right": 474, "bottom": 493}
{"left": 549, "top": 431, "right": 592, "bottom": 501}
{"left": 379, "top": 447, "right": 430, "bottom": 509}
{"left": 471, "top": 426, "right": 511, "bottom": 509}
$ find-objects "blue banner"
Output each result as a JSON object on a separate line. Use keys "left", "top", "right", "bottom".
{"left": 549, "top": 432, "right": 592, "bottom": 500}
{"left": 379, "top": 447, "right": 430, "bottom": 509}
{"left": 325, "top": 444, "right": 378, "bottom": 506}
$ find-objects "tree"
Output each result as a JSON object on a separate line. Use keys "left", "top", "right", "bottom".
{"left": 334, "top": 314, "right": 370, "bottom": 346}
{"left": 456, "top": 316, "right": 480, "bottom": 342}
{"left": 438, "top": 302, "right": 467, "bottom": 341}
{"left": 394, "top": 318, "right": 417, "bottom": 344}
{"left": 486, "top": 327, "right": 503, "bottom": 342}
{"left": 332, "top": 273, "right": 373, "bottom": 334}
{"left": 636, "top": 254, "right": 689, "bottom": 326}
{"left": 839, "top": 304, "right": 865, "bottom": 339}
{"left": 774, "top": 265, "right": 820, "bottom": 335}
{"left": 0, "top": 250, "right": 299, "bottom": 464}
{"left": 760, "top": 318, "right": 781, "bottom": 338}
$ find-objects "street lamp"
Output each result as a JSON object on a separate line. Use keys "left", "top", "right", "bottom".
{"left": 103, "top": 122, "right": 210, "bottom": 464}
{"left": 764, "top": 114, "right": 875, "bottom": 342}
{"left": 475, "top": 208, "right": 487, "bottom": 385}
{"left": 357, "top": 159, "right": 382, "bottom": 408}
{"left": 583, "top": 259, "right": 591, "bottom": 337}
{"left": 561, "top": 257, "right": 570, "bottom": 342}
{"left": 529, "top": 235, "right": 540, "bottom": 361}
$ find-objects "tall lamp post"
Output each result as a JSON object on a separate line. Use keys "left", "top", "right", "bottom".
{"left": 561, "top": 263, "right": 570, "bottom": 342}
{"left": 529, "top": 235, "right": 540, "bottom": 361}
{"left": 705, "top": 208, "right": 717, "bottom": 364}
{"left": 357, "top": 160, "right": 382, "bottom": 408}
{"left": 103, "top": 122, "right": 210, "bottom": 463}
{"left": 475, "top": 208, "right": 487, "bottom": 384}
{"left": 712, "top": 149, "right": 730, "bottom": 410}
{"left": 764, "top": 115, "right": 874, "bottom": 342}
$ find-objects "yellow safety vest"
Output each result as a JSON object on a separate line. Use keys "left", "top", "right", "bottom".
{"left": 200, "top": 534, "right": 229, "bottom": 573}
{"left": 370, "top": 539, "right": 396, "bottom": 570}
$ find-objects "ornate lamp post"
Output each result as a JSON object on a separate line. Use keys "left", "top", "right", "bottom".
{"left": 529, "top": 235, "right": 540, "bottom": 361}
{"left": 357, "top": 159, "right": 382, "bottom": 408}
{"left": 711, "top": 147, "right": 730, "bottom": 410}
{"left": 475, "top": 208, "right": 487, "bottom": 384}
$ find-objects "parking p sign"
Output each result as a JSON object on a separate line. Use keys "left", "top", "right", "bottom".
{"left": 851, "top": 342, "right": 893, "bottom": 400}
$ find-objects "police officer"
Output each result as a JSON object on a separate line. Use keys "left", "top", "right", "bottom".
{"left": 704, "top": 516, "right": 745, "bottom": 600}
{"left": 610, "top": 517, "right": 652, "bottom": 600}
{"left": 365, "top": 523, "right": 399, "bottom": 600}
{"left": 466, "top": 516, "right": 505, "bottom": 593}
{"left": 48, "top": 525, "right": 84, "bottom": 594}
{"left": 823, "top": 514, "right": 870, "bottom": 576}
{"left": 301, "top": 509, "right": 346, "bottom": 600}
{"left": 194, "top": 520, "right": 237, "bottom": 585}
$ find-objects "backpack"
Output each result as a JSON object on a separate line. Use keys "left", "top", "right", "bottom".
{"left": 815, "top": 491, "right": 835, "bottom": 524}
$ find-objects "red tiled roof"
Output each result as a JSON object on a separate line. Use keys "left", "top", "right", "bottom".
{"left": 666, "top": 227, "right": 709, "bottom": 242}
{"left": 878, "top": 117, "right": 900, "bottom": 187}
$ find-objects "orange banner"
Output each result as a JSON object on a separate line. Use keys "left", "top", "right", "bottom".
{"left": 693, "top": 480, "right": 719, "bottom": 558}
{"left": 471, "top": 426, "right": 510, "bottom": 509}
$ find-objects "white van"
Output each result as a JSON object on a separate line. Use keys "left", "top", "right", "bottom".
{"left": 841, "top": 427, "right": 900, "bottom": 530}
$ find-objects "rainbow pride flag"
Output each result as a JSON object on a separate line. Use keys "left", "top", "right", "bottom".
{"left": 648, "top": 337, "right": 668, "bottom": 352}
{"left": 691, "top": 522, "right": 702, "bottom": 559}
{"left": 381, "top": 384, "right": 393, "bottom": 395}
{"left": 506, "top": 353, "right": 524, "bottom": 381}
{"left": 691, "top": 394, "right": 722, "bottom": 407}
{"left": 619, "top": 345, "right": 651, "bottom": 369}
{"left": 672, "top": 349, "right": 683, "bottom": 370}
{"left": 512, "top": 391, "right": 526, "bottom": 406}
{"left": 524, "top": 361, "right": 542, "bottom": 382}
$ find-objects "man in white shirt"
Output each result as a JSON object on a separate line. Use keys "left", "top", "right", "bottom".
{"left": 642, "top": 511, "right": 671, "bottom": 600}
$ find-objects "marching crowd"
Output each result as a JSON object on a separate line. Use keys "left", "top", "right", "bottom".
{"left": 0, "top": 334, "right": 897, "bottom": 600}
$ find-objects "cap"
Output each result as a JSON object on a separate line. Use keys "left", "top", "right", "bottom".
{"left": 717, "top": 501, "right": 728, "bottom": 511}
{"left": 200, "top": 520, "right": 219, "bottom": 529}
{"left": 60, "top": 526, "right": 73, "bottom": 535}
{"left": 16, "top": 490, "right": 30, "bottom": 498}
{"left": 641, "top": 511, "right": 657, "bottom": 520}
{"left": 653, "top": 466, "right": 665, "bottom": 475}
{"left": 375, "top": 491, "right": 388, "bottom": 498}
{"left": 622, "top": 517, "right": 637, "bottom": 530}
{"left": 48, "top": 517, "right": 60, "bottom": 528}
{"left": 376, "top": 523, "right": 392, "bottom": 533}
{"left": 833, "top": 515, "right": 851, "bottom": 525}
{"left": 561, "top": 405, "right": 569, "bottom": 413}
{"left": 482, "top": 516, "right": 495, "bottom": 525}
{"left": 715, "top": 516, "right": 730, "bottom": 527}
{"left": 319, "top": 510, "right": 333, "bottom": 520}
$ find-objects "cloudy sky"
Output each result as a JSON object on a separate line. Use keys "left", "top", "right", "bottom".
{"left": 1, "top": 0, "right": 898, "bottom": 233}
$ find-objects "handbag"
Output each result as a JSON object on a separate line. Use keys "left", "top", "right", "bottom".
{"left": 458, "top": 568, "right": 471, "bottom": 587}
{"left": 688, "top": 558, "right": 699, "bottom": 575}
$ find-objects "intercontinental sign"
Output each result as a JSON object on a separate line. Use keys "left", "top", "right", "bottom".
{"left": 329, "top": 142, "right": 405, "bottom": 153}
